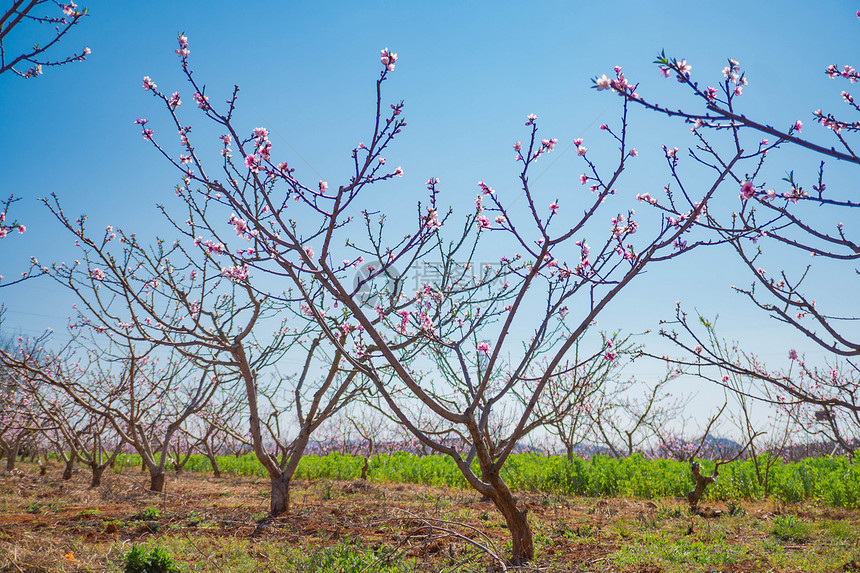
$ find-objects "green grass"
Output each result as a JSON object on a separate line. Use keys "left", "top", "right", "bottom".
{"left": 108, "top": 451, "right": 860, "bottom": 508}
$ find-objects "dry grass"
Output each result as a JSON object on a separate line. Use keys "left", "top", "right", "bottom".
{"left": 1, "top": 460, "right": 858, "bottom": 572}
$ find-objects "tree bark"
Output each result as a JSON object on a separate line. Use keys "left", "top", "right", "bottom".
{"left": 62, "top": 458, "right": 75, "bottom": 480}
{"left": 149, "top": 471, "right": 165, "bottom": 492}
{"left": 4, "top": 447, "right": 15, "bottom": 472}
{"left": 687, "top": 461, "right": 716, "bottom": 512}
{"left": 269, "top": 472, "right": 290, "bottom": 516}
{"left": 491, "top": 485, "right": 534, "bottom": 564}
{"left": 205, "top": 451, "right": 221, "bottom": 478}
{"left": 90, "top": 465, "right": 105, "bottom": 488}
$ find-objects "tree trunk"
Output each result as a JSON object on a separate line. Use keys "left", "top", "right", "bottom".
{"left": 687, "top": 461, "right": 716, "bottom": 512}
{"left": 149, "top": 471, "right": 165, "bottom": 492}
{"left": 62, "top": 458, "right": 75, "bottom": 480}
{"left": 269, "top": 472, "right": 290, "bottom": 517}
{"left": 207, "top": 453, "right": 221, "bottom": 478}
{"left": 5, "top": 448, "right": 15, "bottom": 472}
{"left": 90, "top": 465, "right": 105, "bottom": 488}
{"left": 491, "top": 486, "right": 534, "bottom": 564}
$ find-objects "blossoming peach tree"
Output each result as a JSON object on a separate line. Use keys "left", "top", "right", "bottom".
{"left": 128, "top": 34, "right": 758, "bottom": 562}
{"left": 0, "top": 0, "right": 90, "bottom": 79}
{"left": 594, "top": 9, "right": 860, "bottom": 456}
{"left": 21, "top": 184, "right": 375, "bottom": 512}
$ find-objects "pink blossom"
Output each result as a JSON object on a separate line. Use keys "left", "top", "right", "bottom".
{"left": 594, "top": 74, "right": 612, "bottom": 90}
{"left": 304, "top": 245, "right": 315, "bottom": 259}
{"left": 168, "top": 92, "right": 181, "bottom": 109}
{"left": 393, "top": 166, "right": 404, "bottom": 177}
{"left": 319, "top": 180, "right": 328, "bottom": 193}
{"left": 221, "top": 265, "right": 249, "bottom": 282}
{"left": 91, "top": 268, "right": 105, "bottom": 281}
{"left": 193, "top": 92, "right": 210, "bottom": 110}
{"left": 380, "top": 48, "right": 398, "bottom": 71}
{"left": 740, "top": 180, "right": 756, "bottom": 200}
{"left": 62, "top": 2, "right": 77, "bottom": 16}
{"left": 142, "top": 76, "right": 156, "bottom": 91}
{"left": 525, "top": 113, "right": 537, "bottom": 126}
{"left": 477, "top": 342, "right": 491, "bottom": 354}
{"left": 794, "top": 120, "right": 803, "bottom": 132}
{"left": 628, "top": 148, "right": 638, "bottom": 157}
{"left": 580, "top": 174, "right": 587, "bottom": 185}
{"left": 788, "top": 349, "right": 798, "bottom": 360}
{"left": 576, "top": 146, "right": 588, "bottom": 156}
{"left": 549, "top": 201, "right": 559, "bottom": 214}
{"left": 244, "top": 155, "right": 260, "bottom": 172}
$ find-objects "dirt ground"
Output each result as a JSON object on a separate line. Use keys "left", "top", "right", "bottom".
{"left": 1, "top": 461, "right": 858, "bottom": 572}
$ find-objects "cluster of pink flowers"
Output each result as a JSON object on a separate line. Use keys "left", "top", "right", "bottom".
{"left": 62, "top": 2, "right": 77, "bottom": 16}
{"left": 193, "top": 91, "right": 210, "bottom": 110}
{"left": 783, "top": 186, "right": 808, "bottom": 203}
{"left": 244, "top": 127, "right": 272, "bottom": 174}
{"left": 194, "top": 238, "right": 226, "bottom": 254}
{"left": 477, "top": 342, "right": 491, "bottom": 354}
{"left": 397, "top": 310, "right": 410, "bottom": 334}
{"left": 0, "top": 212, "right": 26, "bottom": 238}
{"left": 574, "top": 138, "right": 587, "bottom": 156}
{"left": 220, "top": 265, "right": 249, "bottom": 282}
{"left": 229, "top": 213, "right": 257, "bottom": 239}
{"left": 91, "top": 268, "right": 105, "bottom": 281}
{"left": 636, "top": 193, "right": 658, "bottom": 205}
{"left": 593, "top": 66, "right": 638, "bottom": 98}
{"left": 175, "top": 34, "right": 190, "bottom": 59}
{"left": 424, "top": 206, "right": 441, "bottom": 230}
{"left": 134, "top": 118, "right": 153, "bottom": 140}
{"left": 167, "top": 92, "right": 181, "bottom": 109}
{"left": 825, "top": 64, "right": 858, "bottom": 82}
{"left": 813, "top": 108, "right": 856, "bottom": 133}
{"left": 380, "top": 48, "right": 397, "bottom": 71}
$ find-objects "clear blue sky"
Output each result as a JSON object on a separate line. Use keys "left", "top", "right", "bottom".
{"left": 1, "top": 1, "right": 857, "bottom": 427}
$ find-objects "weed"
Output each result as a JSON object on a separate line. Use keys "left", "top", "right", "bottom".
{"left": 122, "top": 545, "right": 180, "bottom": 573}
{"left": 130, "top": 506, "right": 160, "bottom": 521}
{"left": 770, "top": 515, "right": 811, "bottom": 542}
{"left": 727, "top": 501, "right": 745, "bottom": 516}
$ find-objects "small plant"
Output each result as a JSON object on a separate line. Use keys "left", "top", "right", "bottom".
{"left": 25, "top": 502, "right": 42, "bottom": 514}
{"left": 131, "top": 506, "right": 160, "bottom": 521}
{"left": 770, "top": 515, "right": 810, "bottom": 543}
{"left": 122, "top": 545, "right": 180, "bottom": 573}
{"left": 727, "top": 501, "right": 745, "bottom": 517}
{"left": 321, "top": 482, "right": 334, "bottom": 500}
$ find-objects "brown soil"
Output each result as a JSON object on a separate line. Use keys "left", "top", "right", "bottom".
{"left": 0, "top": 461, "right": 857, "bottom": 572}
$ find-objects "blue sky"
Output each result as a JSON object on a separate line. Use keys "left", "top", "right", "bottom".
{"left": 1, "top": 1, "right": 857, "bottom": 428}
